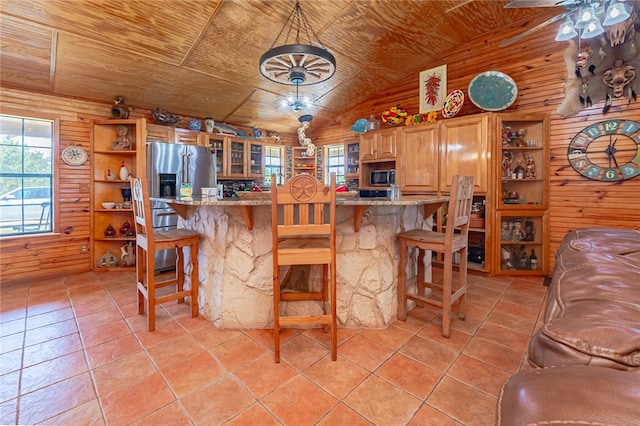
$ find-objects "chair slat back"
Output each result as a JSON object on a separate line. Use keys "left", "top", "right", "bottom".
{"left": 445, "top": 175, "right": 475, "bottom": 239}
{"left": 271, "top": 174, "right": 336, "bottom": 239}
{"left": 131, "top": 177, "right": 153, "bottom": 243}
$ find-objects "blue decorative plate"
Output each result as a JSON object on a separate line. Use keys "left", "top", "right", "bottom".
{"left": 351, "top": 118, "right": 368, "bottom": 133}
{"left": 468, "top": 71, "right": 518, "bottom": 111}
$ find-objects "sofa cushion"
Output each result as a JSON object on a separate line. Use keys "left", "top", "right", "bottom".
{"left": 497, "top": 365, "right": 640, "bottom": 425}
{"left": 528, "top": 227, "right": 640, "bottom": 370}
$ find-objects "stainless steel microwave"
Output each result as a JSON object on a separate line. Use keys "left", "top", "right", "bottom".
{"left": 370, "top": 169, "right": 395, "bottom": 186}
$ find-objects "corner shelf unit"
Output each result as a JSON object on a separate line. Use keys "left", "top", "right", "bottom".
{"left": 292, "top": 146, "right": 317, "bottom": 178}
{"left": 92, "top": 118, "right": 145, "bottom": 271}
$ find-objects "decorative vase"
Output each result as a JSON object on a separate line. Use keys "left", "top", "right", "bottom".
{"left": 104, "top": 224, "right": 116, "bottom": 238}
{"left": 119, "top": 220, "right": 131, "bottom": 236}
{"left": 121, "top": 187, "right": 132, "bottom": 202}
{"left": 204, "top": 117, "right": 215, "bottom": 133}
{"left": 188, "top": 118, "right": 202, "bottom": 131}
{"left": 119, "top": 161, "right": 129, "bottom": 180}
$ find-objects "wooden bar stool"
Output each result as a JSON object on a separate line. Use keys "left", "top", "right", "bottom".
{"left": 397, "top": 175, "right": 475, "bottom": 337}
{"left": 130, "top": 177, "right": 201, "bottom": 331}
{"left": 271, "top": 173, "right": 337, "bottom": 362}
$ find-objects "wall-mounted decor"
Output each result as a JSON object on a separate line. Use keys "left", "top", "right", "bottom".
{"left": 468, "top": 71, "right": 518, "bottom": 111}
{"left": 567, "top": 119, "right": 640, "bottom": 181}
{"left": 419, "top": 65, "right": 447, "bottom": 114}
{"left": 557, "top": 17, "right": 639, "bottom": 117}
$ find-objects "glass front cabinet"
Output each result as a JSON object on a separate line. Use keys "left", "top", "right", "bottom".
{"left": 494, "top": 113, "right": 549, "bottom": 276}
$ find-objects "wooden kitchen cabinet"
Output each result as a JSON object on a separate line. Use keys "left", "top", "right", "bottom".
{"left": 493, "top": 113, "right": 549, "bottom": 276}
{"left": 359, "top": 127, "right": 397, "bottom": 161}
{"left": 346, "top": 141, "right": 360, "bottom": 179}
{"left": 92, "top": 118, "right": 145, "bottom": 272}
{"left": 398, "top": 123, "right": 439, "bottom": 193}
{"left": 173, "top": 128, "right": 202, "bottom": 145}
{"left": 146, "top": 123, "right": 174, "bottom": 143}
{"left": 439, "top": 114, "right": 490, "bottom": 193}
{"left": 203, "top": 135, "right": 263, "bottom": 179}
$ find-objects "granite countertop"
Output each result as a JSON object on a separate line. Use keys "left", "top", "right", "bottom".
{"left": 150, "top": 195, "right": 448, "bottom": 207}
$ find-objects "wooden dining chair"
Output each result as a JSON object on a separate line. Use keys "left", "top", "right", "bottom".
{"left": 130, "top": 177, "right": 201, "bottom": 331}
{"left": 271, "top": 173, "right": 337, "bottom": 362}
{"left": 396, "top": 175, "right": 475, "bottom": 337}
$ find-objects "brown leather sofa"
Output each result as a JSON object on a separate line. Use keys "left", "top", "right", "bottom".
{"left": 497, "top": 227, "right": 640, "bottom": 425}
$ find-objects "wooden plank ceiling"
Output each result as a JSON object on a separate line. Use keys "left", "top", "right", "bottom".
{"left": 0, "top": 0, "right": 557, "bottom": 134}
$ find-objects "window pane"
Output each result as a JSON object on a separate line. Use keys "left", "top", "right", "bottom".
{"left": 0, "top": 114, "right": 54, "bottom": 237}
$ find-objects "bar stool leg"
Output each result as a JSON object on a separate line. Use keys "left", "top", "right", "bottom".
{"left": 176, "top": 247, "right": 185, "bottom": 303}
{"left": 397, "top": 237, "right": 408, "bottom": 321}
{"left": 190, "top": 244, "right": 199, "bottom": 318}
{"left": 416, "top": 248, "right": 426, "bottom": 307}
{"left": 442, "top": 251, "right": 453, "bottom": 338}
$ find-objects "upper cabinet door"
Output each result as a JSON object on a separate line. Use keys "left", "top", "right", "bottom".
{"left": 359, "top": 132, "right": 376, "bottom": 161}
{"left": 439, "top": 114, "right": 489, "bottom": 193}
{"left": 398, "top": 124, "right": 439, "bottom": 193}
{"left": 377, "top": 128, "right": 397, "bottom": 159}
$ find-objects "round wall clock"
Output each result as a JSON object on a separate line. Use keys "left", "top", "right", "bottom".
{"left": 567, "top": 119, "right": 640, "bottom": 182}
{"left": 61, "top": 145, "right": 88, "bottom": 166}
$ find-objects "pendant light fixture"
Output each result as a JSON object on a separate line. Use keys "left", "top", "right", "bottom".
{"left": 259, "top": 0, "right": 336, "bottom": 86}
{"left": 260, "top": 1, "right": 336, "bottom": 114}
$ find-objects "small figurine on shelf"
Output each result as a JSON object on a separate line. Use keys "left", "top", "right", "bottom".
{"left": 502, "top": 154, "right": 512, "bottom": 178}
{"left": 106, "top": 169, "right": 116, "bottom": 181}
{"left": 526, "top": 154, "right": 536, "bottom": 178}
{"left": 501, "top": 221, "right": 511, "bottom": 240}
{"left": 119, "top": 161, "right": 129, "bottom": 180}
{"left": 111, "top": 125, "right": 132, "bottom": 151}
{"left": 120, "top": 242, "right": 135, "bottom": 267}
{"left": 104, "top": 224, "right": 116, "bottom": 238}
{"left": 512, "top": 220, "right": 525, "bottom": 241}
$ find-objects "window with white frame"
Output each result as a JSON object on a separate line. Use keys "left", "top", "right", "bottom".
{"left": 263, "top": 145, "right": 284, "bottom": 186}
{"left": 0, "top": 114, "right": 54, "bottom": 237}
{"left": 324, "top": 144, "right": 345, "bottom": 185}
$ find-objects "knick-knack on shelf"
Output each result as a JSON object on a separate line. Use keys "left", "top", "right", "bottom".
{"left": 119, "top": 161, "right": 129, "bottom": 180}
{"left": 106, "top": 169, "right": 116, "bottom": 180}
{"left": 205, "top": 117, "right": 215, "bottom": 133}
{"left": 119, "top": 220, "right": 131, "bottom": 236}
{"left": 104, "top": 224, "right": 116, "bottom": 238}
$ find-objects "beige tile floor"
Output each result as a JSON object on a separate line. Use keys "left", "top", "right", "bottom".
{"left": 0, "top": 269, "right": 547, "bottom": 425}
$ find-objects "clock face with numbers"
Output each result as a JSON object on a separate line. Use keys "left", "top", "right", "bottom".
{"left": 567, "top": 119, "right": 640, "bottom": 182}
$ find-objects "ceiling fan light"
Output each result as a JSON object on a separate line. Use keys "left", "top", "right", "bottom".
{"left": 603, "top": 1, "right": 630, "bottom": 26}
{"left": 582, "top": 20, "right": 605, "bottom": 38}
{"left": 574, "top": 6, "right": 598, "bottom": 29}
{"left": 555, "top": 17, "right": 578, "bottom": 41}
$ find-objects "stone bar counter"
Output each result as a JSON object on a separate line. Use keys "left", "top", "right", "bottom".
{"left": 151, "top": 194, "right": 448, "bottom": 329}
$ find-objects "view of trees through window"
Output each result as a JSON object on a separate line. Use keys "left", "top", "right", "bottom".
{"left": 0, "top": 114, "right": 54, "bottom": 236}
{"left": 263, "top": 145, "right": 283, "bottom": 186}
{"left": 325, "top": 144, "right": 345, "bottom": 185}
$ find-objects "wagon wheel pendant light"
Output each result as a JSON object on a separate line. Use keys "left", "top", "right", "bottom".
{"left": 259, "top": 0, "right": 336, "bottom": 86}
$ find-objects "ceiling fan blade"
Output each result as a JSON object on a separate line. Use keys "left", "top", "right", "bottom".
{"left": 499, "top": 11, "right": 570, "bottom": 47}
{"left": 504, "top": 0, "right": 577, "bottom": 8}
{"left": 445, "top": 0, "right": 474, "bottom": 13}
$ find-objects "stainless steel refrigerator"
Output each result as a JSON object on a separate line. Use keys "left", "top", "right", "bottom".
{"left": 147, "top": 141, "right": 216, "bottom": 273}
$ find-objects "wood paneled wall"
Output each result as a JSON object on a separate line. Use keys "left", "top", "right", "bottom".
{"left": 0, "top": 90, "right": 139, "bottom": 283}
{"left": 314, "top": 16, "right": 640, "bottom": 273}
